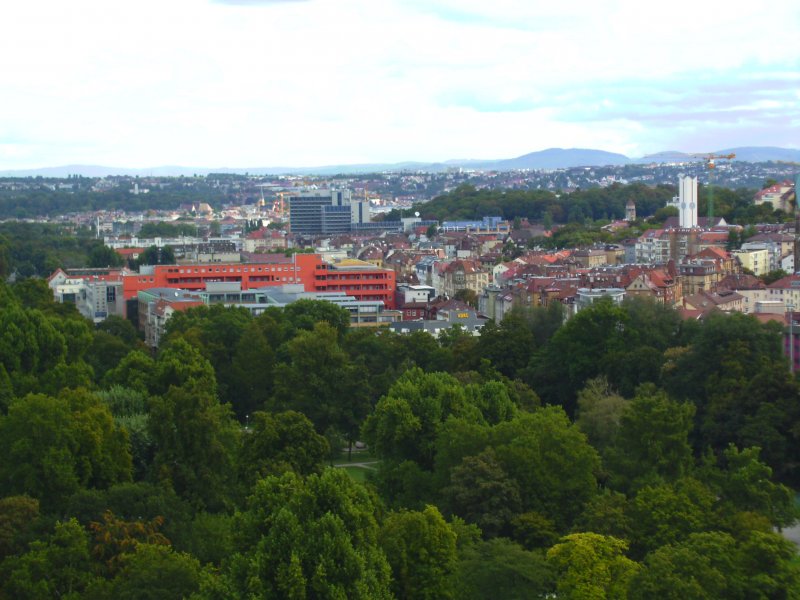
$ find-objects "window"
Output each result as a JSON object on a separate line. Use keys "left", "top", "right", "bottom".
{"left": 107, "top": 287, "right": 116, "bottom": 303}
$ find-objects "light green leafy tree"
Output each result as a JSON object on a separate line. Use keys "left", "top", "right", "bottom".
{"left": 225, "top": 469, "right": 393, "bottom": 599}
{"left": 547, "top": 533, "right": 640, "bottom": 600}
{"left": 380, "top": 505, "right": 458, "bottom": 600}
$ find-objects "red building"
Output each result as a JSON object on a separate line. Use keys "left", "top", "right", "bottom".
{"left": 121, "top": 254, "right": 395, "bottom": 309}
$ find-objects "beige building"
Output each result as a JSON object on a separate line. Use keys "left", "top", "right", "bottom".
{"left": 766, "top": 275, "right": 800, "bottom": 312}
{"left": 732, "top": 248, "right": 770, "bottom": 277}
{"left": 440, "top": 259, "right": 490, "bottom": 298}
{"left": 573, "top": 249, "right": 608, "bottom": 268}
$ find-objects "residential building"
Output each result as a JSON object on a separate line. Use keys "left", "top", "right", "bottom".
{"left": 625, "top": 269, "right": 678, "bottom": 305}
{"left": 754, "top": 181, "right": 796, "bottom": 212}
{"left": 717, "top": 273, "right": 767, "bottom": 314}
{"left": 732, "top": 247, "right": 770, "bottom": 277}
{"left": 439, "top": 259, "right": 490, "bottom": 298}
{"left": 682, "top": 289, "right": 744, "bottom": 314}
{"left": 767, "top": 274, "right": 800, "bottom": 312}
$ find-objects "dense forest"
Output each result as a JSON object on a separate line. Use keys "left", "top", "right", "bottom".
{"left": 383, "top": 182, "right": 788, "bottom": 227}
{"left": 0, "top": 180, "right": 225, "bottom": 219}
{"left": 0, "top": 276, "right": 798, "bottom": 598}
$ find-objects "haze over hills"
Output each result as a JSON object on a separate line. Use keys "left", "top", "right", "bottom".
{"left": 2, "top": 146, "right": 799, "bottom": 178}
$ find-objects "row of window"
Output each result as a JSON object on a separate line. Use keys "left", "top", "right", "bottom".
{"left": 170, "top": 266, "right": 298, "bottom": 274}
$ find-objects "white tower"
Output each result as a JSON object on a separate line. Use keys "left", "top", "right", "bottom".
{"left": 678, "top": 175, "right": 698, "bottom": 228}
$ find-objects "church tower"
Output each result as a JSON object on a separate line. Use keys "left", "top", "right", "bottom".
{"left": 625, "top": 200, "right": 636, "bottom": 222}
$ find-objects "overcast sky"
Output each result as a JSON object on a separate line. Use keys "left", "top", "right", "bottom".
{"left": 2, "top": 0, "right": 799, "bottom": 169}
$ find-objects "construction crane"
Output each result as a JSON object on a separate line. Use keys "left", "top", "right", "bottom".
{"left": 690, "top": 153, "right": 736, "bottom": 220}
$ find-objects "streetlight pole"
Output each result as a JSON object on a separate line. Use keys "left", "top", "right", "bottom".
{"left": 788, "top": 301, "right": 795, "bottom": 373}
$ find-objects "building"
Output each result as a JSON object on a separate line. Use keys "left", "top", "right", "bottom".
{"left": 121, "top": 253, "right": 322, "bottom": 301}
{"left": 138, "top": 282, "right": 401, "bottom": 347}
{"left": 767, "top": 274, "right": 800, "bottom": 312}
{"left": 315, "top": 258, "right": 397, "bottom": 308}
{"left": 573, "top": 249, "right": 608, "bottom": 268}
{"left": 679, "top": 260, "right": 720, "bottom": 296}
{"left": 732, "top": 247, "right": 770, "bottom": 277}
{"left": 117, "top": 253, "right": 395, "bottom": 311}
{"left": 665, "top": 175, "right": 699, "bottom": 228}
{"left": 287, "top": 189, "right": 370, "bottom": 235}
{"left": 438, "top": 259, "right": 489, "bottom": 298}
{"left": 137, "top": 288, "right": 204, "bottom": 347}
{"left": 48, "top": 268, "right": 128, "bottom": 323}
{"left": 717, "top": 273, "right": 767, "bottom": 314}
{"left": 389, "top": 301, "right": 486, "bottom": 336}
{"left": 683, "top": 289, "right": 744, "bottom": 314}
{"left": 440, "top": 216, "right": 510, "bottom": 235}
{"left": 625, "top": 269, "right": 678, "bottom": 305}
{"left": 754, "top": 181, "right": 796, "bottom": 212}
{"left": 625, "top": 200, "right": 636, "bottom": 222}
{"left": 575, "top": 288, "right": 625, "bottom": 312}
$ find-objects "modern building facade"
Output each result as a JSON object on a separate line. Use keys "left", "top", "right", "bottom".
{"left": 120, "top": 253, "right": 396, "bottom": 311}
{"left": 287, "top": 189, "right": 370, "bottom": 235}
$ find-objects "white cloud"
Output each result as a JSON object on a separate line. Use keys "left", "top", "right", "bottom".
{"left": 1, "top": 0, "right": 798, "bottom": 168}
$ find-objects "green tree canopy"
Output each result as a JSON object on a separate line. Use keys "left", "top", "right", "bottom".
{"left": 380, "top": 505, "right": 458, "bottom": 600}
{"left": 225, "top": 469, "right": 393, "bottom": 599}
{"left": 0, "top": 390, "right": 132, "bottom": 510}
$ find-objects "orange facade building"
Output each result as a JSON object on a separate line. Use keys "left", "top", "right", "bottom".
{"left": 122, "top": 253, "right": 395, "bottom": 309}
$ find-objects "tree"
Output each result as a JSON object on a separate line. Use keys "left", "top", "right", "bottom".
{"left": 86, "top": 331, "right": 134, "bottom": 381}
{"left": 283, "top": 298, "right": 351, "bottom": 337}
{"left": 605, "top": 386, "right": 695, "bottom": 492}
{"left": 153, "top": 336, "right": 218, "bottom": 397}
{"left": 546, "top": 533, "right": 640, "bottom": 600}
{"left": 0, "top": 391, "right": 132, "bottom": 510}
{"left": 629, "top": 532, "right": 739, "bottom": 600}
{"left": 0, "top": 495, "right": 40, "bottom": 560}
{"left": 272, "top": 322, "right": 370, "bottom": 446}
{"left": 228, "top": 320, "right": 275, "bottom": 419}
{"left": 148, "top": 383, "right": 239, "bottom": 511}
{"left": 630, "top": 530, "right": 800, "bottom": 600}
{"left": 444, "top": 447, "right": 521, "bottom": 538}
{"left": 627, "top": 478, "right": 716, "bottom": 558}
{"left": 453, "top": 288, "right": 478, "bottom": 308}
{"left": 136, "top": 245, "right": 175, "bottom": 267}
{"left": 97, "top": 315, "right": 141, "bottom": 346}
{"left": 526, "top": 299, "right": 630, "bottom": 415}
{"left": 454, "top": 537, "right": 553, "bottom": 600}
{"left": 575, "top": 376, "right": 628, "bottom": 456}
{"left": 363, "top": 368, "right": 482, "bottom": 469}
{"left": 491, "top": 408, "right": 600, "bottom": 530}
{"left": 0, "top": 518, "right": 100, "bottom": 599}
{"left": 476, "top": 312, "right": 536, "bottom": 380}
{"left": 238, "top": 410, "right": 329, "bottom": 489}
{"left": 88, "top": 510, "right": 169, "bottom": 575}
{"left": 761, "top": 269, "right": 788, "bottom": 285}
{"left": 103, "top": 350, "right": 156, "bottom": 395}
{"left": 88, "top": 243, "right": 123, "bottom": 268}
{"left": 713, "top": 445, "right": 797, "bottom": 529}
{"left": 106, "top": 543, "right": 203, "bottom": 600}
{"left": 380, "top": 505, "right": 458, "bottom": 600}
{"left": 572, "top": 491, "right": 631, "bottom": 541}
{"left": 225, "top": 469, "right": 393, "bottom": 599}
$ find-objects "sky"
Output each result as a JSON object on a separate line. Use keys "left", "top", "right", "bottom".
{"left": 1, "top": 0, "right": 799, "bottom": 169}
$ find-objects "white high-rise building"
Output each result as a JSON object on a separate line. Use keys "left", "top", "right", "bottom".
{"left": 667, "top": 176, "right": 699, "bottom": 228}
{"left": 679, "top": 175, "right": 698, "bottom": 228}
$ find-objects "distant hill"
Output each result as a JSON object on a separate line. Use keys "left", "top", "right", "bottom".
{"left": 715, "top": 147, "right": 800, "bottom": 163}
{"left": 633, "top": 151, "right": 694, "bottom": 164}
{"left": 633, "top": 147, "right": 800, "bottom": 165}
{"left": 492, "top": 148, "right": 631, "bottom": 169}
{"left": 2, "top": 146, "right": 798, "bottom": 177}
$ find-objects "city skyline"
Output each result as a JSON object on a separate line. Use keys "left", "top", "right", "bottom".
{"left": 2, "top": 0, "right": 799, "bottom": 170}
